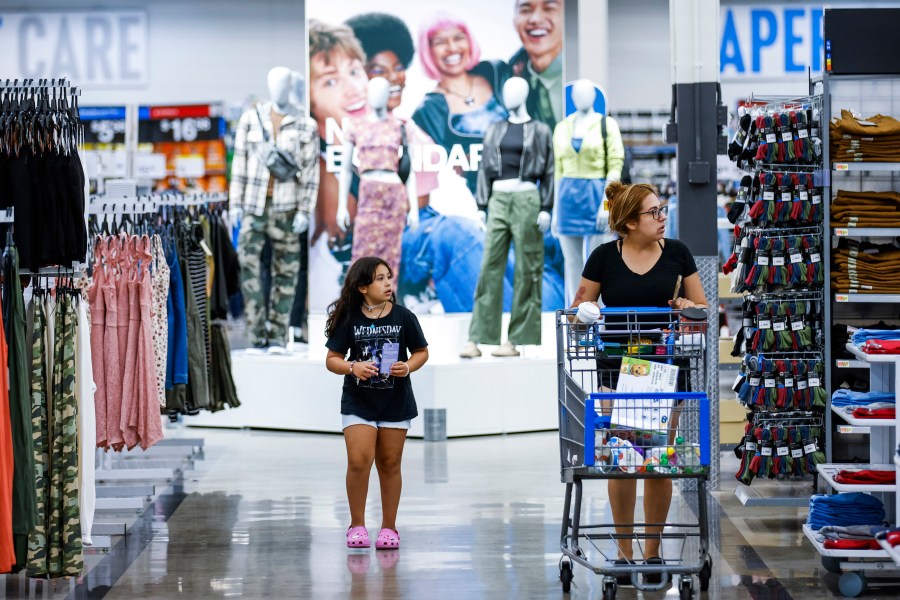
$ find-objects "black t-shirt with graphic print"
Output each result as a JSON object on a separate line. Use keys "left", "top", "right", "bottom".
{"left": 326, "top": 304, "right": 428, "bottom": 422}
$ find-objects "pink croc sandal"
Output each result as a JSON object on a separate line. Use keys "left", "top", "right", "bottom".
{"left": 375, "top": 528, "right": 400, "bottom": 549}
{"left": 347, "top": 525, "right": 370, "bottom": 548}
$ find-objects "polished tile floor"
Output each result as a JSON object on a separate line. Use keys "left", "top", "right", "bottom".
{"left": 8, "top": 428, "right": 900, "bottom": 599}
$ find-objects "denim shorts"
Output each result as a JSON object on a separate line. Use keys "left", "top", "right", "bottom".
{"left": 341, "top": 414, "right": 411, "bottom": 430}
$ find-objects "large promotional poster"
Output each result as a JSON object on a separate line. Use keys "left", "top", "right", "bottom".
{"left": 307, "top": 0, "right": 565, "bottom": 314}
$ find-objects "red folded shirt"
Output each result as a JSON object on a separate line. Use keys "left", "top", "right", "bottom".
{"left": 823, "top": 539, "right": 881, "bottom": 550}
{"left": 834, "top": 469, "right": 896, "bottom": 485}
{"left": 851, "top": 407, "right": 896, "bottom": 419}
{"left": 862, "top": 339, "right": 900, "bottom": 354}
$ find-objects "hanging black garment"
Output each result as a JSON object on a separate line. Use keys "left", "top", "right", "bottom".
{"left": 208, "top": 323, "right": 239, "bottom": 413}
{"left": 4, "top": 245, "right": 36, "bottom": 570}
{"left": 210, "top": 216, "right": 239, "bottom": 320}
{"left": 10, "top": 149, "right": 36, "bottom": 271}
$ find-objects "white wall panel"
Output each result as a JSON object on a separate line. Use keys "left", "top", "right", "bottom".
{"left": 0, "top": 0, "right": 306, "bottom": 106}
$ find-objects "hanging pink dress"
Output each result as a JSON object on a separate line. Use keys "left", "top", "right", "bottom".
{"left": 87, "top": 238, "right": 108, "bottom": 448}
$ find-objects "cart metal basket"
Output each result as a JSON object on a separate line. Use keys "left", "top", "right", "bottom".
{"left": 556, "top": 307, "right": 713, "bottom": 599}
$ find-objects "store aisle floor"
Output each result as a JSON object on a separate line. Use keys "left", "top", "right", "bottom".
{"left": 41, "top": 429, "right": 895, "bottom": 599}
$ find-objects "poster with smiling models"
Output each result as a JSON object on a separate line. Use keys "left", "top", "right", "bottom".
{"left": 307, "top": 0, "right": 566, "bottom": 315}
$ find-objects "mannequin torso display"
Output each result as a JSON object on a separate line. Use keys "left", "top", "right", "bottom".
{"left": 551, "top": 79, "right": 625, "bottom": 304}
{"left": 460, "top": 76, "right": 554, "bottom": 359}
{"left": 337, "top": 77, "right": 418, "bottom": 282}
{"left": 491, "top": 78, "right": 540, "bottom": 196}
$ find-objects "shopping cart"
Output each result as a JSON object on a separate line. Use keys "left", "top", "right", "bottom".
{"left": 556, "top": 307, "right": 713, "bottom": 599}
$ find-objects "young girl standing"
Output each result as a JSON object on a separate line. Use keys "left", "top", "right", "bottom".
{"left": 325, "top": 257, "right": 429, "bottom": 550}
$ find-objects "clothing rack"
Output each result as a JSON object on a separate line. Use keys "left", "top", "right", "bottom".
{"left": 90, "top": 190, "right": 228, "bottom": 209}
{"left": 742, "top": 225, "right": 824, "bottom": 238}
{"left": 19, "top": 266, "right": 86, "bottom": 278}
{"left": 749, "top": 290, "right": 824, "bottom": 303}
{"left": 745, "top": 94, "right": 821, "bottom": 112}
{"left": 754, "top": 351, "right": 825, "bottom": 360}
{"left": 752, "top": 164, "right": 822, "bottom": 173}
{"left": 752, "top": 411, "right": 824, "bottom": 426}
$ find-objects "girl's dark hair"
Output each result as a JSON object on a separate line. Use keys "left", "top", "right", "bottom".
{"left": 325, "top": 256, "right": 395, "bottom": 338}
{"left": 345, "top": 12, "right": 415, "bottom": 68}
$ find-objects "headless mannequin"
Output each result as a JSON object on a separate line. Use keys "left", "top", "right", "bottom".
{"left": 268, "top": 67, "right": 309, "bottom": 234}
{"left": 231, "top": 66, "right": 320, "bottom": 349}
{"left": 477, "top": 78, "right": 551, "bottom": 233}
{"left": 337, "top": 77, "right": 418, "bottom": 232}
{"left": 462, "top": 76, "right": 550, "bottom": 359}
{"left": 336, "top": 77, "right": 419, "bottom": 280}
{"left": 554, "top": 79, "right": 611, "bottom": 303}
{"left": 231, "top": 67, "right": 310, "bottom": 234}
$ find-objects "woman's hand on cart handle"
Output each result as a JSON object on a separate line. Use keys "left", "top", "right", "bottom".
{"left": 669, "top": 297, "right": 706, "bottom": 310}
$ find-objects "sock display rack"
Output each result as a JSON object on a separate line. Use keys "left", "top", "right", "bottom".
{"left": 803, "top": 71, "right": 900, "bottom": 598}
{"left": 722, "top": 93, "right": 830, "bottom": 507}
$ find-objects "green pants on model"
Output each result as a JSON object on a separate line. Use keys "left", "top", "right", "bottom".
{"left": 469, "top": 189, "right": 544, "bottom": 346}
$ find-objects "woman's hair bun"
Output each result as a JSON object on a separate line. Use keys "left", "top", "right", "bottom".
{"left": 605, "top": 180, "right": 624, "bottom": 203}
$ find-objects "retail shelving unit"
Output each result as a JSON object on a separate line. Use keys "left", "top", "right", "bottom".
{"left": 725, "top": 91, "right": 828, "bottom": 508}
{"left": 807, "top": 71, "right": 900, "bottom": 597}
{"left": 803, "top": 346, "right": 900, "bottom": 596}
{"left": 609, "top": 109, "right": 676, "bottom": 188}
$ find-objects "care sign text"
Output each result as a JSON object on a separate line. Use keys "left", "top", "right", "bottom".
{"left": 0, "top": 11, "right": 148, "bottom": 88}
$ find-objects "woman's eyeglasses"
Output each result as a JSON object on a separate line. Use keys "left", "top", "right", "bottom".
{"left": 638, "top": 205, "right": 669, "bottom": 221}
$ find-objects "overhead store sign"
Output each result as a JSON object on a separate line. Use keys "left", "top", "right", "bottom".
{"left": 0, "top": 10, "right": 148, "bottom": 88}
{"left": 720, "top": 5, "right": 824, "bottom": 80}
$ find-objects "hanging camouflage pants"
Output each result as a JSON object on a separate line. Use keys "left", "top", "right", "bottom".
{"left": 26, "top": 293, "right": 49, "bottom": 577}
{"left": 47, "top": 294, "right": 82, "bottom": 577}
{"left": 238, "top": 198, "right": 300, "bottom": 344}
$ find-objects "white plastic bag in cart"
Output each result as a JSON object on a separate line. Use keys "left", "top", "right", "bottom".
{"left": 606, "top": 437, "right": 642, "bottom": 473}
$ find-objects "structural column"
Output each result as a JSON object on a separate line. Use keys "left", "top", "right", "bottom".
{"left": 668, "top": 0, "right": 722, "bottom": 491}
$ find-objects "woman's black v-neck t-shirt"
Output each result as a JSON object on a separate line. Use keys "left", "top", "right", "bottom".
{"left": 582, "top": 239, "right": 698, "bottom": 308}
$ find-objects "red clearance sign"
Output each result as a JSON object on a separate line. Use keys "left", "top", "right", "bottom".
{"left": 148, "top": 105, "right": 211, "bottom": 120}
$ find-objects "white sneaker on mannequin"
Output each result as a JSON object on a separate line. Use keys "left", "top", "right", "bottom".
{"left": 459, "top": 341, "right": 482, "bottom": 359}
{"left": 491, "top": 341, "right": 520, "bottom": 358}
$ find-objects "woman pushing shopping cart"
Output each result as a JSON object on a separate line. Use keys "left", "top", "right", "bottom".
{"left": 556, "top": 182, "right": 712, "bottom": 598}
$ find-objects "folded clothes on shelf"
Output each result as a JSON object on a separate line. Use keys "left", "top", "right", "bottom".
{"left": 807, "top": 492, "right": 886, "bottom": 531}
{"left": 860, "top": 339, "right": 900, "bottom": 354}
{"left": 834, "top": 469, "right": 896, "bottom": 485}
{"left": 831, "top": 110, "right": 900, "bottom": 162}
{"left": 851, "top": 328, "right": 900, "bottom": 346}
{"left": 850, "top": 406, "right": 896, "bottom": 419}
{"left": 817, "top": 525, "right": 884, "bottom": 551}
{"left": 832, "top": 242, "right": 900, "bottom": 294}
{"left": 823, "top": 539, "right": 882, "bottom": 550}
{"left": 831, "top": 190, "right": 900, "bottom": 227}
{"left": 819, "top": 524, "right": 883, "bottom": 539}
{"left": 831, "top": 389, "right": 895, "bottom": 407}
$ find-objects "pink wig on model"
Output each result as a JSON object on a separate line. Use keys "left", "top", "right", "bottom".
{"left": 418, "top": 12, "right": 482, "bottom": 80}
